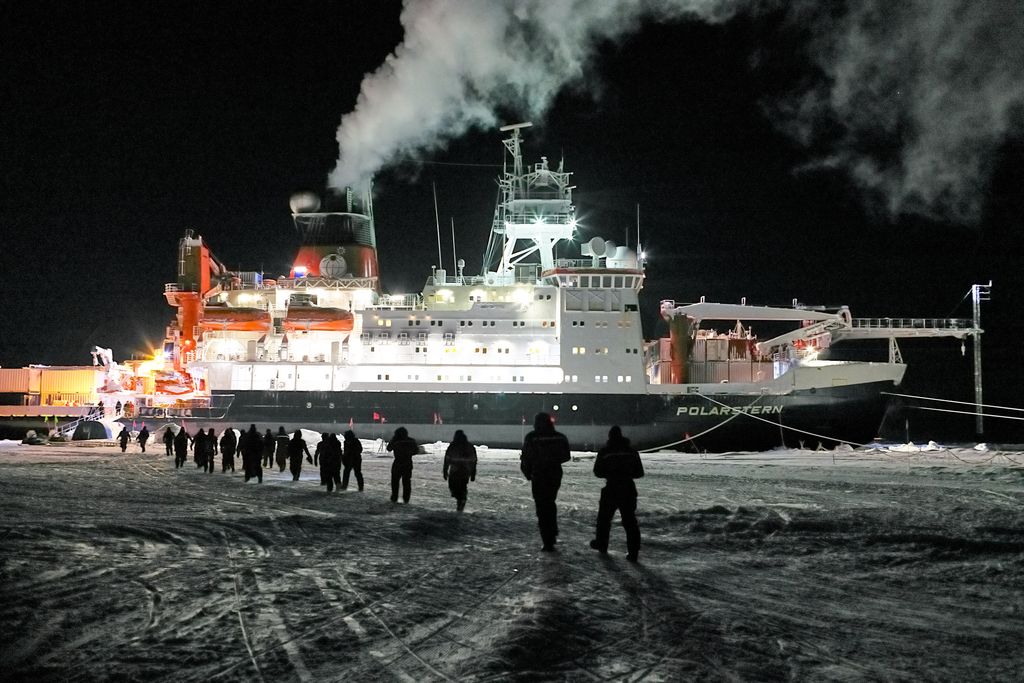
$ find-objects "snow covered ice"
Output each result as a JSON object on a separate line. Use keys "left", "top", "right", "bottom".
{"left": 1, "top": 439, "right": 1023, "bottom": 680}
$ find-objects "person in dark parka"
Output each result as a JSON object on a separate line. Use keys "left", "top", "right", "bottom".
{"left": 193, "top": 429, "right": 208, "bottom": 469}
{"left": 174, "top": 427, "right": 191, "bottom": 469}
{"left": 341, "top": 430, "right": 364, "bottom": 491}
{"left": 205, "top": 428, "right": 218, "bottom": 473}
{"left": 313, "top": 436, "right": 325, "bottom": 483}
{"left": 163, "top": 428, "right": 174, "bottom": 456}
{"left": 275, "top": 426, "right": 289, "bottom": 472}
{"left": 262, "top": 429, "right": 276, "bottom": 470}
{"left": 287, "top": 430, "right": 310, "bottom": 481}
{"left": 520, "top": 412, "right": 571, "bottom": 551}
{"left": 443, "top": 430, "right": 477, "bottom": 511}
{"left": 137, "top": 425, "right": 150, "bottom": 453}
{"left": 386, "top": 427, "right": 418, "bottom": 503}
{"left": 117, "top": 426, "right": 131, "bottom": 453}
{"left": 241, "top": 424, "right": 263, "bottom": 483}
{"left": 323, "top": 433, "right": 343, "bottom": 492}
{"left": 220, "top": 428, "right": 238, "bottom": 473}
{"left": 590, "top": 425, "right": 644, "bottom": 562}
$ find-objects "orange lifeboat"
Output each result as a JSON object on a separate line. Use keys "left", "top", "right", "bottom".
{"left": 199, "top": 308, "right": 272, "bottom": 332}
{"left": 283, "top": 307, "right": 354, "bottom": 332}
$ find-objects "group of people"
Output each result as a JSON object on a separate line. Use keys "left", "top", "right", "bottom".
{"left": 124, "top": 412, "right": 645, "bottom": 561}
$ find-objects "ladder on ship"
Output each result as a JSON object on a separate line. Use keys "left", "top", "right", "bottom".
{"left": 54, "top": 409, "right": 122, "bottom": 440}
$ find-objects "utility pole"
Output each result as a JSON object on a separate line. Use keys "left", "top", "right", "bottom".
{"left": 971, "top": 282, "right": 992, "bottom": 436}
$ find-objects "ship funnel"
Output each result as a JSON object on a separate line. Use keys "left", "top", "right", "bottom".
{"left": 289, "top": 184, "right": 379, "bottom": 284}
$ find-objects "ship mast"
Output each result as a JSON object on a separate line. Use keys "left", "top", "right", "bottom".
{"left": 481, "top": 122, "right": 577, "bottom": 279}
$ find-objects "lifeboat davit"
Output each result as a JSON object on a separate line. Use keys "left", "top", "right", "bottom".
{"left": 283, "top": 307, "right": 354, "bottom": 332}
{"left": 199, "top": 308, "right": 272, "bottom": 332}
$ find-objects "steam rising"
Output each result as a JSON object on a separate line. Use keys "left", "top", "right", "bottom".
{"left": 784, "top": 0, "right": 1024, "bottom": 222}
{"left": 328, "top": 0, "right": 743, "bottom": 190}
{"left": 330, "top": 0, "right": 1023, "bottom": 224}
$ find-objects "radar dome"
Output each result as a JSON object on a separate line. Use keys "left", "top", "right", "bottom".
{"left": 289, "top": 191, "right": 321, "bottom": 214}
{"left": 320, "top": 253, "right": 347, "bottom": 278}
{"left": 582, "top": 236, "right": 606, "bottom": 257}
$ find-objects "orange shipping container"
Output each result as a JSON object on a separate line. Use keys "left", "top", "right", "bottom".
{"left": 0, "top": 368, "right": 35, "bottom": 393}
{"left": 38, "top": 367, "right": 102, "bottom": 404}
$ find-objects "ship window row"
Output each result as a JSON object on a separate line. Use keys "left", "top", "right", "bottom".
{"left": 563, "top": 275, "right": 640, "bottom": 289}
{"left": 571, "top": 347, "right": 610, "bottom": 354}
{"left": 535, "top": 294, "right": 552, "bottom": 300}
{"left": 395, "top": 320, "right": 552, "bottom": 328}
{"left": 563, "top": 374, "right": 632, "bottom": 383}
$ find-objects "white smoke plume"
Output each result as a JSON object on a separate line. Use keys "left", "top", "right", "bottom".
{"left": 782, "top": 0, "right": 1024, "bottom": 223}
{"left": 330, "top": 0, "right": 1023, "bottom": 224}
{"left": 328, "top": 0, "right": 744, "bottom": 191}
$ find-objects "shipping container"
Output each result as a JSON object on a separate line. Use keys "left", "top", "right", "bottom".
{"left": 0, "top": 368, "right": 32, "bottom": 393}
{"left": 38, "top": 367, "right": 102, "bottom": 406}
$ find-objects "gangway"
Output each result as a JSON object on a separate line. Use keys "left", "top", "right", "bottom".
{"left": 836, "top": 318, "right": 978, "bottom": 340}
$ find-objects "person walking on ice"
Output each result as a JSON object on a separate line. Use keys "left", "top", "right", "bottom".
{"left": 275, "top": 426, "right": 289, "bottom": 473}
{"left": 590, "top": 425, "right": 644, "bottom": 562}
{"left": 443, "top": 430, "right": 477, "bottom": 511}
{"left": 173, "top": 427, "right": 191, "bottom": 469}
{"left": 205, "top": 428, "right": 218, "bottom": 473}
{"left": 220, "top": 428, "right": 237, "bottom": 473}
{"left": 117, "top": 425, "right": 131, "bottom": 453}
{"left": 163, "top": 427, "right": 174, "bottom": 456}
{"left": 287, "top": 430, "right": 310, "bottom": 481}
{"left": 386, "top": 427, "right": 418, "bottom": 503}
{"left": 240, "top": 424, "right": 263, "bottom": 483}
{"left": 136, "top": 424, "right": 150, "bottom": 453}
{"left": 341, "top": 430, "right": 363, "bottom": 491}
{"left": 520, "top": 412, "right": 571, "bottom": 552}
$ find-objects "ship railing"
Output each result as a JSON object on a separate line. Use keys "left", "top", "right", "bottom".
{"left": 849, "top": 318, "right": 973, "bottom": 330}
{"left": 369, "top": 294, "right": 424, "bottom": 310}
{"left": 267, "top": 276, "right": 378, "bottom": 291}
{"left": 552, "top": 258, "right": 599, "bottom": 269}
{"left": 430, "top": 274, "right": 489, "bottom": 286}
{"left": 503, "top": 213, "right": 574, "bottom": 225}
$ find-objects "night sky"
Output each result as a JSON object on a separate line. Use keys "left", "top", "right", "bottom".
{"left": 2, "top": 1, "right": 1021, "bottom": 439}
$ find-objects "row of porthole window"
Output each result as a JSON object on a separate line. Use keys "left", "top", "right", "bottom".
{"left": 570, "top": 347, "right": 640, "bottom": 355}
{"left": 373, "top": 374, "right": 546, "bottom": 383}
{"left": 569, "top": 320, "right": 632, "bottom": 328}
{"left": 371, "top": 319, "right": 559, "bottom": 328}
{"left": 563, "top": 375, "right": 633, "bottom": 383}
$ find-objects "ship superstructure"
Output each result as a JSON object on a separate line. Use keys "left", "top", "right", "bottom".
{"left": 17, "top": 123, "right": 975, "bottom": 450}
